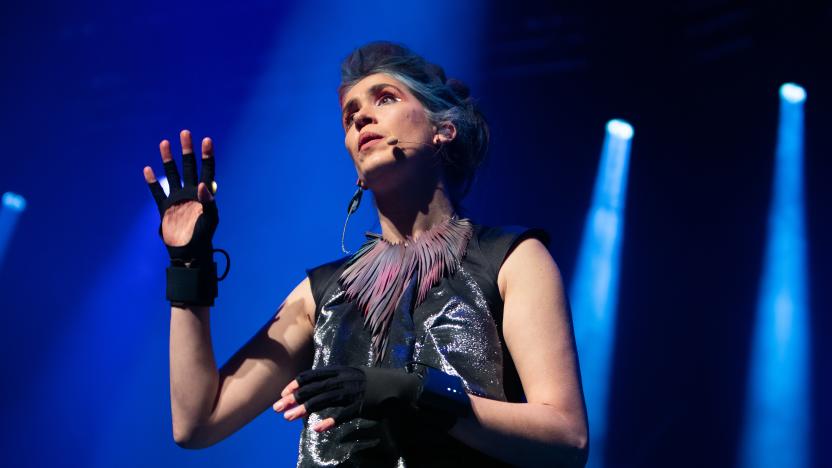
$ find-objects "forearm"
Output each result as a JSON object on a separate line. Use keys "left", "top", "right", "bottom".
{"left": 169, "top": 305, "right": 219, "bottom": 445}
{"left": 448, "top": 395, "right": 588, "bottom": 467}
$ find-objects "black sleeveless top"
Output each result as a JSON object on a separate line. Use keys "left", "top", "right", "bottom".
{"left": 296, "top": 224, "right": 549, "bottom": 467}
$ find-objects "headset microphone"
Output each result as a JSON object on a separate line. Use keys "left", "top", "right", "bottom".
{"left": 386, "top": 135, "right": 442, "bottom": 152}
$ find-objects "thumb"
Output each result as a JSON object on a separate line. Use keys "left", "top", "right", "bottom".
{"left": 197, "top": 182, "right": 214, "bottom": 203}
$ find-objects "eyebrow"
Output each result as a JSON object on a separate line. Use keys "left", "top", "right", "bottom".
{"left": 341, "top": 83, "right": 404, "bottom": 122}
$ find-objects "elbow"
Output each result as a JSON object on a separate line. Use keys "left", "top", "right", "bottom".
{"left": 173, "top": 424, "right": 199, "bottom": 449}
{"left": 562, "top": 423, "right": 589, "bottom": 468}
{"left": 542, "top": 415, "right": 588, "bottom": 468}
{"left": 570, "top": 430, "right": 589, "bottom": 468}
{"left": 172, "top": 422, "right": 214, "bottom": 450}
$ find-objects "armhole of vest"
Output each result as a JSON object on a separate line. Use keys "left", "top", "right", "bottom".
{"left": 477, "top": 225, "right": 550, "bottom": 404}
{"left": 305, "top": 257, "right": 349, "bottom": 321}
{"left": 485, "top": 225, "right": 551, "bottom": 282}
{"left": 473, "top": 225, "right": 551, "bottom": 321}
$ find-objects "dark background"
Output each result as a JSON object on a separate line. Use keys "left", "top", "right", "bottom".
{"left": 0, "top": 1, "right": 828, "bottom": 467}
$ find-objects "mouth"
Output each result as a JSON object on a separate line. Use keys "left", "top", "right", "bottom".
{"left": 358, "top": 132, "right": 383, "bottom": 152}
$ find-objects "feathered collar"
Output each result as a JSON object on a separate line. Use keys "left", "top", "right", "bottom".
{"left": 338, "top": 216, "right": 473, "bottom": 363}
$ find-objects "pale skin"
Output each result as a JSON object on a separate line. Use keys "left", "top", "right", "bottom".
{"left": 145, "top": 73, "right": 587, "bottom": 465}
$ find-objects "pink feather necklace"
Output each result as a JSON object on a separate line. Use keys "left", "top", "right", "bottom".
{"left": 338, "top": 216, "right": 473, "bottom": 364}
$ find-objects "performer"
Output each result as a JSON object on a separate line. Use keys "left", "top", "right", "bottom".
{"left": 143, "top": 41, "right": 588, "bottom": 467}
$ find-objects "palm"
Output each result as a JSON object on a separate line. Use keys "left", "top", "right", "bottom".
{"left": 143, "top": 130, "right": 216, "bottom": 248}
{"left": 163, "top": 201, "right": 204, "bottom": 247}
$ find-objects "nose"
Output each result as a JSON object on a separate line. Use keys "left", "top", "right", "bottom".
{"left": 353, "top": 108, "right": 374, "bottom": 132}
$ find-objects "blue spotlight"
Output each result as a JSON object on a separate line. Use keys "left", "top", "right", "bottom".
{"left": 571, "top": 119, "right": 634, "bottom": 468}
{"left": 3, "top": 192, "right": 27, "bottom": 211}
{"left": 0, "top": 191, "right": 27, "bottom": 268}
{"left": 606, "top": 119, "right": 634, "bottom": 141}
{"left": 739, "top": 84, "right": 809, "bottom": 468}
{"left": 779, "top": 83, "right": 806, "bottom": 104}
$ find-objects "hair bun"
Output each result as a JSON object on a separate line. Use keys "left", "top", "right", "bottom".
{"left": 446, "top": 78, "right": 470, "bottom": 100}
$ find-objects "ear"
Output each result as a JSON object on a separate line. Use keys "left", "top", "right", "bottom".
{"left": 433, "top": 122, "right": 457, "bottom": 145}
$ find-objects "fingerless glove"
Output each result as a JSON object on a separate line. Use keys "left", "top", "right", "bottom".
{"left": 147, "top": 152, "right": 225, "bottom": 307}
{"left": 293, "top": 365, "right": 472, "bottom": 430}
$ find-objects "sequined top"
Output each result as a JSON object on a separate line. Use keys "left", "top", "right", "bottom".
{"left": 297, "top": 224, "right": 549, "bottom": 467}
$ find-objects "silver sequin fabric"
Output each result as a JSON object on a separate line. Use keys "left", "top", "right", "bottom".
{"left": 296, "top": 224, "right": 541, "bottom": 467}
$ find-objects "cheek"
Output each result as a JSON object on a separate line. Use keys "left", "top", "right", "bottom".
{"left": 393, "top": 106, "right": 430, "bottom": 134}
{"left": 344, "top": 134, "right": 358, "bottom": 161}
{"left": 405, "top": 106, "right": 425, "bottom": 123}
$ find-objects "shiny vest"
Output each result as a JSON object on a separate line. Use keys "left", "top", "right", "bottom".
{"left": 297, "top": 224, "right": 548, "bottom": 467}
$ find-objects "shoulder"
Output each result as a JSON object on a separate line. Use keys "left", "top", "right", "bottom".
{"left": 497, "top": 235, "right": 561, "bottom": 301}
{"left": 470, "top": 223, "right": 551, "bottom": 283}
{"left": 306, "top": 256, "right": 350, "bottom": 286}
{"left": 304, "top": 256, "right": 351, "bottom": 316}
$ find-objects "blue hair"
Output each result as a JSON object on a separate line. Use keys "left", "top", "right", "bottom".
{"left": 339, "top": 41, "right": 490, "bottom": 207}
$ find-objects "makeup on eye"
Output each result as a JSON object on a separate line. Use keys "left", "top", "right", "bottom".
{"left": 377, "top": 91, "right": 400, "bottom": 105}
{"left": 343, "top": 88, "right": 402, "bottom": 128}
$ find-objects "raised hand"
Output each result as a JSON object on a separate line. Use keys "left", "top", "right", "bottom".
{"left": 144, "top": 130, "right": 222, "bottom": 306}
{"left": 144, "top": 130, "right": 217, "bottom": 250}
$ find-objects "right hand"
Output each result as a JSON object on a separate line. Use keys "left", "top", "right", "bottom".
{"left": 143, "top": 130, "right": 218, "bottom": 263}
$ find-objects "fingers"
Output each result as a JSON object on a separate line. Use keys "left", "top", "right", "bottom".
{"left": 144, "top": 166, "right": 166, "bottom": 208}
{"left": 179, "top": 129, "right": 193, "bottom": 154}
{"left": 202, "top": 136, "right": 213, "bottom": 159}
{"left": 181, "top": 130, "right": 198, "bottom": 186}
{"left": 197, "top": 182, "right": 214, "bottom": 203}
{"left": 143, "top": 166, "right": 156, "bottom": 184}
{"left": 273, "top": 381, "right": 299, "bottom": 413}
{"left": 281, "top": 379, "right": 300, "bottom": 398}
{"left": 312, "top": 417, "right": 336, "bottom": 433}
{"left": 283, "top": 403, "right": 308, "bottom": 421}
{"left": 155, "top": 130, "right": 214, "bottom": 200}
{"left": 273, "top": 391, "right": 306, "bottom": 421}
{"left": 200, "top": 137, "right": 215, "bottom": 191}
{"left": 295, "top": 367, "right": 344, "bottom": 386}
{"left": 161, "top": 137, "right": 182, "bottom": 193}
{"left": 159, "top": 140, "right": 173, "bottom": 163}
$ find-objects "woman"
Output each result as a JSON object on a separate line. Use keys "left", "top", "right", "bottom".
{"left": 143, "top": 42, "right": 588, "bottom": 467}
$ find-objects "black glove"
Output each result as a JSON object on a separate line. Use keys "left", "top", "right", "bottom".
{"left": 146, "top": 152, "right": 225, "bottom": 307}
{"left": 293, "top": 365, "right": 472, "bottom": 430}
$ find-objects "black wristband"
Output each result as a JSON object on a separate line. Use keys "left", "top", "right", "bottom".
{"left": 166, "top": 261, "right": 218, "bottom": 307}
{"left": 416, "top": 366, "right": 473, "bottom": 419}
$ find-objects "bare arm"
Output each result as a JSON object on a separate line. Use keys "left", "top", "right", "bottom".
{"left": 447, "top": 237, "right": 588, "bottom": 467}
{"left": 268, "top": 237, "right": 587, "bottom": 465}
{"left": 170, "top": 277, "right": 316, "bottom": 448}
{"left": 144, "top": 131, "right": 317, "bottom": 448}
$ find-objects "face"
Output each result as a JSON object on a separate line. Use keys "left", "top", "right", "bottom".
{"left": 341, "top": 73, "right": 440, "bottom": 192}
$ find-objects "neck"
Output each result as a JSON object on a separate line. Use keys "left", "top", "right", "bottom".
{"left": 373, "top": 180, "right": 457, "bottom": 244}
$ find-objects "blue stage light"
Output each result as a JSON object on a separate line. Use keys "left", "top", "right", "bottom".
{"left": 2, "top": 192, "right": 26, "bottom": 212}
{"left": 0, "top": 192, "right": 27, "bottom": 268}
{"left": 571, "top": 119, "right": 634, "bottom": 468}
{"left": 739, "top": 84, "right": 809, "bottom": 468}
{"left": 605, "top": 119, "right": 634, "bottom": 140}
{"left": 779, "top": 83, "right": 806, "bottom": 104}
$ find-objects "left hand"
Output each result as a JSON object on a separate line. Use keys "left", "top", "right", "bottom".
{"left": 273, "top": 366, "right": 422, "bottom": 433}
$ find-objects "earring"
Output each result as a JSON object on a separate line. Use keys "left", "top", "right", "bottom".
{"left": 341, "top": 178, "right": 365, "bottom": 254}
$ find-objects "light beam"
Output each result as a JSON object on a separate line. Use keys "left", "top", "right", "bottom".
{"left": 571, "top": 119, "right": 634, "bottom": 468}
{"left": 0, "top": 192, "right": 27, "bottom": 268}
{"left": 739, "top": 83, "right": 810, "bottom": 468}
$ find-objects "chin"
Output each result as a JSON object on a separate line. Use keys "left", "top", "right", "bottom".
{"left": 360, "top": 158, "right": 405, "bottom": 192}
{"left": 359, "top": 149, "right": 397, "bottom": 171}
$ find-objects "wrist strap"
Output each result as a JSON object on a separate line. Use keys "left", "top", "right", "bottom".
{"left": 417, "top": 366, "right": 473, "bottom": 419}
{"left": 166, "top": 261, "right": 218, "bottom": 307}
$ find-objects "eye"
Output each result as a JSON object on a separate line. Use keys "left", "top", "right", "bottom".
{"left": 377, "top": 93, "right": 399, "bottom": 106}
{"left": 344, "top": 112, "right": 355, "bottom": 127}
